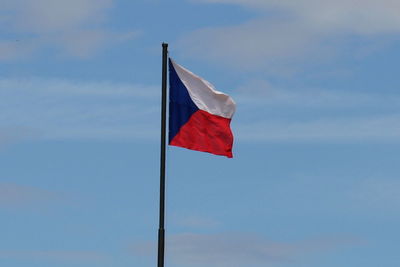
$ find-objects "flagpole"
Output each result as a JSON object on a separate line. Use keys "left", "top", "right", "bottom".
{"left": 158, "top": 42, "right": 168, "bottom": 267}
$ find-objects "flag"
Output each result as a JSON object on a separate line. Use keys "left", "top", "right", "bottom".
{"left": 168, "top": 58, "right": 236, "bottom": 158}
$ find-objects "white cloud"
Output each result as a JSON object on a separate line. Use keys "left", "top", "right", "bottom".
{"left": 1, "top": 76, "right": 400, "bottom": 144}
{"left": 236, "top": 114, "right": 400, "bottom": 143}
{"left": 179, "top": 19, "right": 324, "bottom": 70}
{"left": 234, "top": 79, "right": 397, "bottom": 108}
{"left": 195, "top": 0, "right": 400, "bottom": 34}
{"left": 0, "top": 250, "right": 108, "bottom": 263}
{"left": 51, "top": 29, "right": 139, "bottom": 58}
{"left": 352, "top": 178, "right": 400, "bottom": 209}
{"left": 231, "top": 80, "right": 400, "bottom": 142}
{"left": 1, "top": 0, "right": 112, "bottom": 34}
{"left": 171, "top": 214, "right": 221, "bottom": 229}
{"left": 0, "top": 0, "right": 136, "bottom": 59}
{"left": 0, "top": 183, "right": 61, "bottom": 208}
{"left": 168, "top": 233, "right": 294, "bottom": 266}
{"left": 0, "top": 78, "right": 159, "bottom": 141}
{"left": 0, "top": 40, "right": 38, "bottom": 60}
{"left": 133, "top": 232, "right": 359, "bottom": 267}
{"left": 181, "top": 0, "right": 400, "bottom": 69}
{"left": 0, "top": 126, "right": 38, "bottom": 147}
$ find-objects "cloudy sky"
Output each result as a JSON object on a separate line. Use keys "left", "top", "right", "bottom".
{"left": 0, "top": 1, "right": 400, "bottom": 266}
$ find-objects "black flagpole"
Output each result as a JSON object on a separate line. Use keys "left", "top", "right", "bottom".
{"left": 158, "top": 42, "right": 168, "bottom": 267}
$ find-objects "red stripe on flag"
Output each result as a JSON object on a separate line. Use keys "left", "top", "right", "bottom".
{"left": 169, "top": 110, "right": 234, "bottom": 158}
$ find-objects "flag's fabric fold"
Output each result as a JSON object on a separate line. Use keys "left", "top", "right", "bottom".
{"left": 168, "top": 59, "right": 236, "bottom": 158}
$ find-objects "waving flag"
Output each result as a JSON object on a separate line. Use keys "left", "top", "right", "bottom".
{"left": 168, "top": 59, "right": 236, "bottom": 158}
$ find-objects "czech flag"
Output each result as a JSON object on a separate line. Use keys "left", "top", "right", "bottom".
{"left": 168, "top": 59, "right": 236, "bottom": 158}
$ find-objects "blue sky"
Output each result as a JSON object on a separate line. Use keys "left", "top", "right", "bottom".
{"left": 1, "top": 0, "right": 400, "bottom": 266}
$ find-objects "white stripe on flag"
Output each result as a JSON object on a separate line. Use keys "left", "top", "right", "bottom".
{"left": 170, "top": 59, "right": 236, "bottom": 119}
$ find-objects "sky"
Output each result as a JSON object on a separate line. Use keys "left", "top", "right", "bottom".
{"left": 0, "top": 0, "right": 400, "bottom": 266}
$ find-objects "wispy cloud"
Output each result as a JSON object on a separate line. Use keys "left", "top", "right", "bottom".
{"left": 0, "top": 249, "right": 108, "bottom": 264}
{"left": 234, "top": 79, "right": 399, "bottom": 108}
{"left": 133, "top": 232, "right": 360, "bottom": 267}
{"left": 236, "top": 114, "right": 400, "bottom": 143}
{"left": 168, "top": 233, "right": 295, "bottom": 266}
{"left": 196, "top": 0, "right": 400, "bottom": 34}
{"left": 232, "top": 81, "right": 400, "bottom": 142}
{"left": 1, "top": 76, "right": 400, "bottom": 143}
{"left": 0, "top": 182, "right": 62, "bottom": 208}
{"left": 1, "top": 0, "right": 113, "bottom": 33}
{"left": 352, "top": 178, "right": 400, "bottom": 210}
{"left": 171, "top": 214, "right": 221, "bottom": 229}
{"left": 0, "top": 77, "right": 159, "bottom": 141}
{"left": 179, "top": 18, "right": 324, "bottom": 71}
{"left": 0, "top": 126, "right": 38, "bottom": 147}
{"left": 0, "top": 40, "right": 38, "bottom": 60}
{"left": 0, "top": 0, "right": 137, "bottom": 59}
{"left": 181, "top": 0, "right": 400, "bottom": 70}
